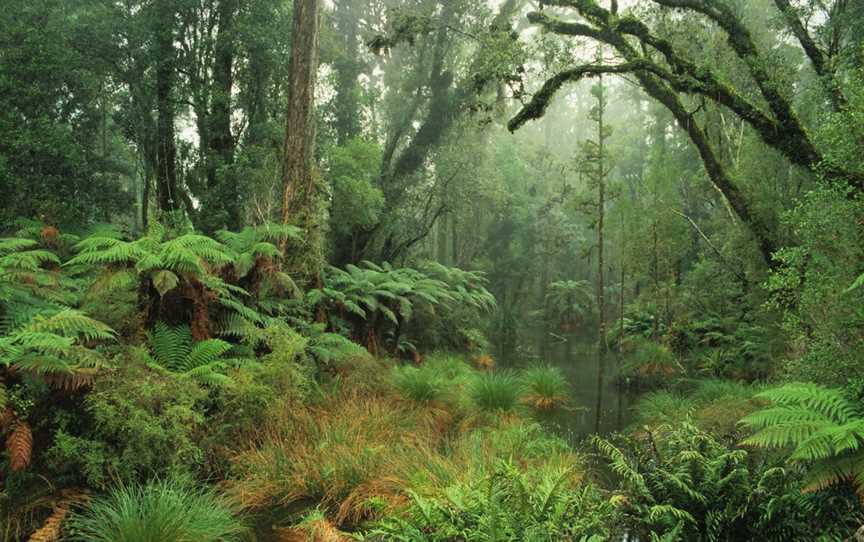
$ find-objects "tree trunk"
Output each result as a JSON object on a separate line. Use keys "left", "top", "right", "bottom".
{"left": 333, "top": 0, "right": 361, "bottom": 144}
{"left": 209, "top": 0, "right": 239, "bottom": 228}
{"left": 281, "top": 0, "right": 321, "bottom": 262}
{"left": 155, "top": 1, "right": 179, "bottom": 214}
{"left": 594, "top": 72, "right": 607, "bottom": 434}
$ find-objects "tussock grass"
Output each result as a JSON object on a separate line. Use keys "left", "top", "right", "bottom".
{"left": 468, "top": 370, "right": 522, "bottom": 412}
{"left": 391, "top": 365, "right": 445, "bottom": 403}
{"left": 229, "top": 392, "right": 443, "bottom": 525}
{"left": 520, "top": 366, "right": 569, "bottom": 410}
{"left": 67, "top": 478, "right": 246, "bottom": 542}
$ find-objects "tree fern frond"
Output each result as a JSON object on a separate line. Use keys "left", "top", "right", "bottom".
{"left": 753, "top": 384, "right": 860, "bottom": 423}
{"left": 8, "top": 421, "right": 33, "bottom": 471}
{"left": 181, "top": 339, "right": 233, "bottom": 373}
{"left": 24, "top": 309, "right": 116, "bottom": 341}
{"left": 0, "top": 237, "right": 38, "bottom": 254}
{"left": 150, "top": 322, "right": 193, "bottom": 368}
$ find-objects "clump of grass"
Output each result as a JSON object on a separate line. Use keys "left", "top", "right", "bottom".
{"left": 229, "top": 394, "right": 441, "bottom": 526}
{"left": 391, "top": 365, "right": 444, "bottom": 403}
{"left": 621, "top": 337, "right": 680, "bottom": 379}
{"left": 520, "top": 366, "right": 569, "bottom": 411}
{"left": 469, "top": 371, "right": 522, "bottom": 412}
{"left": 68, "top": 478, "right": 246, "bottom": 542}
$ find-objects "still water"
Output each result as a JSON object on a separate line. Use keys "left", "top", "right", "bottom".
{"left": 500, "top": 332, "right": 636, "bottom": 443}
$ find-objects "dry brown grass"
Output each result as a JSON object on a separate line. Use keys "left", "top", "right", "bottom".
{"left": 275, "top": 516, "right": 349, "bottom": 542}
{"left": 228, "top": 391, "right": 448, "bottom": 525}
{"left": 473, "top": 354, "right": 495, "bottom": 370}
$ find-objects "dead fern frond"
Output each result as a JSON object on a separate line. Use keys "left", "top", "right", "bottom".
{"left": 0, "top": 407, "right": 15, "bottom": 431}
{"left": 27, "top": 490, "right": 90, "bottom": 542}
{"left": 8, "top": 421, "right": 33, "bottom": 470}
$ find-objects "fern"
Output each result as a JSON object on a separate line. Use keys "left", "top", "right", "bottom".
{"left": 592, "top": 422, "right": 853, "bottom": 541}
{"left": 741, "top": 383, "right": 864, "bottom": 493}
{"left": 7, "top": 420, "right": 33, "bottom": 471}
{"left": 144, "top": 323, "right": 245, "bottom": 385}
{"left": 0, "top": 310, "right": 115, "bottom": 388}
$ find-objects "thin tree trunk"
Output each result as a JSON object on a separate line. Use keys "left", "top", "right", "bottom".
{"left": 594, "top": 72, "right": 607, "bottom": 434}
{"left": 155, "top": 1, "right": 179, "bottom": 214}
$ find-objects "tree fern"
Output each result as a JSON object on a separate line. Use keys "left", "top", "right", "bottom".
{"left": 308, "top": 261, "right": 495, "bottom": 354}
{"left": 68, "top": 223, "right": 268, "bottom": 336}
{"left": 741, "top": 383, "right": 864, "bottom": 493}
{"left": 0, "top": 310, "right": 115, "bottom": 389}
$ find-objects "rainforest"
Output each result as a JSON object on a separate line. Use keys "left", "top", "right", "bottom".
{"left": 1, "top": 0, "right": 864, "bottom": 540}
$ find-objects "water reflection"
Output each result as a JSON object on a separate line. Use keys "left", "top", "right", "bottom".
{"left": 499, "top": 332, "right": 634, "bottom": 443}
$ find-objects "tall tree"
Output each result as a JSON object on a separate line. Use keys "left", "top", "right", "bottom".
{"left": 281, "top": 0, "right": 322, "bottom": 273}
{"left": 154, "top": 0, "right": 181, "bottom": 215}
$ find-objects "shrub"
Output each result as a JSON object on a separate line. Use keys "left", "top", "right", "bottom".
{"left": 67, "top": 478, "right": 247, "bottom": 542}
{"left": 520, "top": 366, "right": 569, "bottom": 410}
{"left": 469, "top": 371, "right": 522, "bottom": 412}
{"left": 620, "top": 337, "right": 680, "bottom": 384}
{"left": 593, "top": 423, "right": 861, "bottom": 541}
{"left": 630, "top": 380, "right": 761, "bottom": 439}
{"left": 365, "top": 459, "right": 615, "bottom": 541}
{"left": 45, "top": 361, "right": 207, "bottom": 487}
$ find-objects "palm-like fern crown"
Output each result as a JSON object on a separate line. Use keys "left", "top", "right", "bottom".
{"left": 309, "top": 260, "right": 496, "bottom": 325}
{"left": 546, "top": 280, "right": 594, "bottom": 321}
{"left": 0, "top": 309, "right": 115, "bottom": 390}
{"left": 216, "top": 223, "right": 301, "bottom": 277}
{"left": 0, "top": 237, "right": 76, "bottom": 333}
{"left": 67, "top": 222, "right": 268, "bottom": 333}
{"left": 741, "top": 383, "right": 864, "bottom": 492}
{"left": 143, "top": 322, "right": 240, "bottom": 385}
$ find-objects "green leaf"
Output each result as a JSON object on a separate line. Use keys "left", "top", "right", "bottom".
{"left": 152, "top": 270, "right": 180, "bottom": 297}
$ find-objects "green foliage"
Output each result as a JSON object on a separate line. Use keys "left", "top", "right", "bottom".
{"left": 766, "top": 187, "right": 864, "bottom": 385}
{"left": 309, "top": 260, "right": 495, "bottom": 354}
{"left": 392, "top": 365, "right": 445, "bottom": 403}
{"left": 620, "top": 337, "right": 680, "bottom": 383}
{"left": 741, "top": 383, "right": 864, "bottom": 493}
{"left": 520, "top": 366, "right": 569, "bottom": 411}
{"left": 67, "top": 477, "right": 247, "bottom": 542}
{"left": 545, "top": 280, "right": 594, "bottom": 332}
{"left": 594, "top": 423, "right": 860, "bottom": 541}
{"left": 0, "top": 309, "right": 114, "bottom": 388}
{"left": 141, "top": 322, "right": 246, "bottom": 386}
{"left": 366, "top": 460, "right": 615, "bottom": 542}
{"left": 325, "top": 138, "right": 385, "bottom": 239}
{"left": 631, "top": 380, "right": 762, "bottom": 438}
{"left": 68, "top": 222, "right": 267, "bottom": 333}
{"left": 469, "top": 371, "right": 522, "bottom": 412}
{"left": 46, "top": 362, "right": 207, "bottom": 487}
{"left": 215, "top": 222, "right": 302, "bottom": 299}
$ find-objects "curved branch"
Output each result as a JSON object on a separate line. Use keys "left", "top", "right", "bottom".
{"left": 508, "top": 62, "right": 641, "bottom": 132}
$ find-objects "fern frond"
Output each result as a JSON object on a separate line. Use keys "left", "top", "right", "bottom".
{"left": 753, "top": 384, "right": 860, "bottom": 423}
{"left": 150, "top": 322, "right": 193, "bottom": 368}
{"left": 181, "top": 339, "right": 233, "bottom": 373}
{"left": 24, "top": 309, "right": 116, "bottom": 341}
{"left": 8, "top": 421, "right": 33, "bottom": 470}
